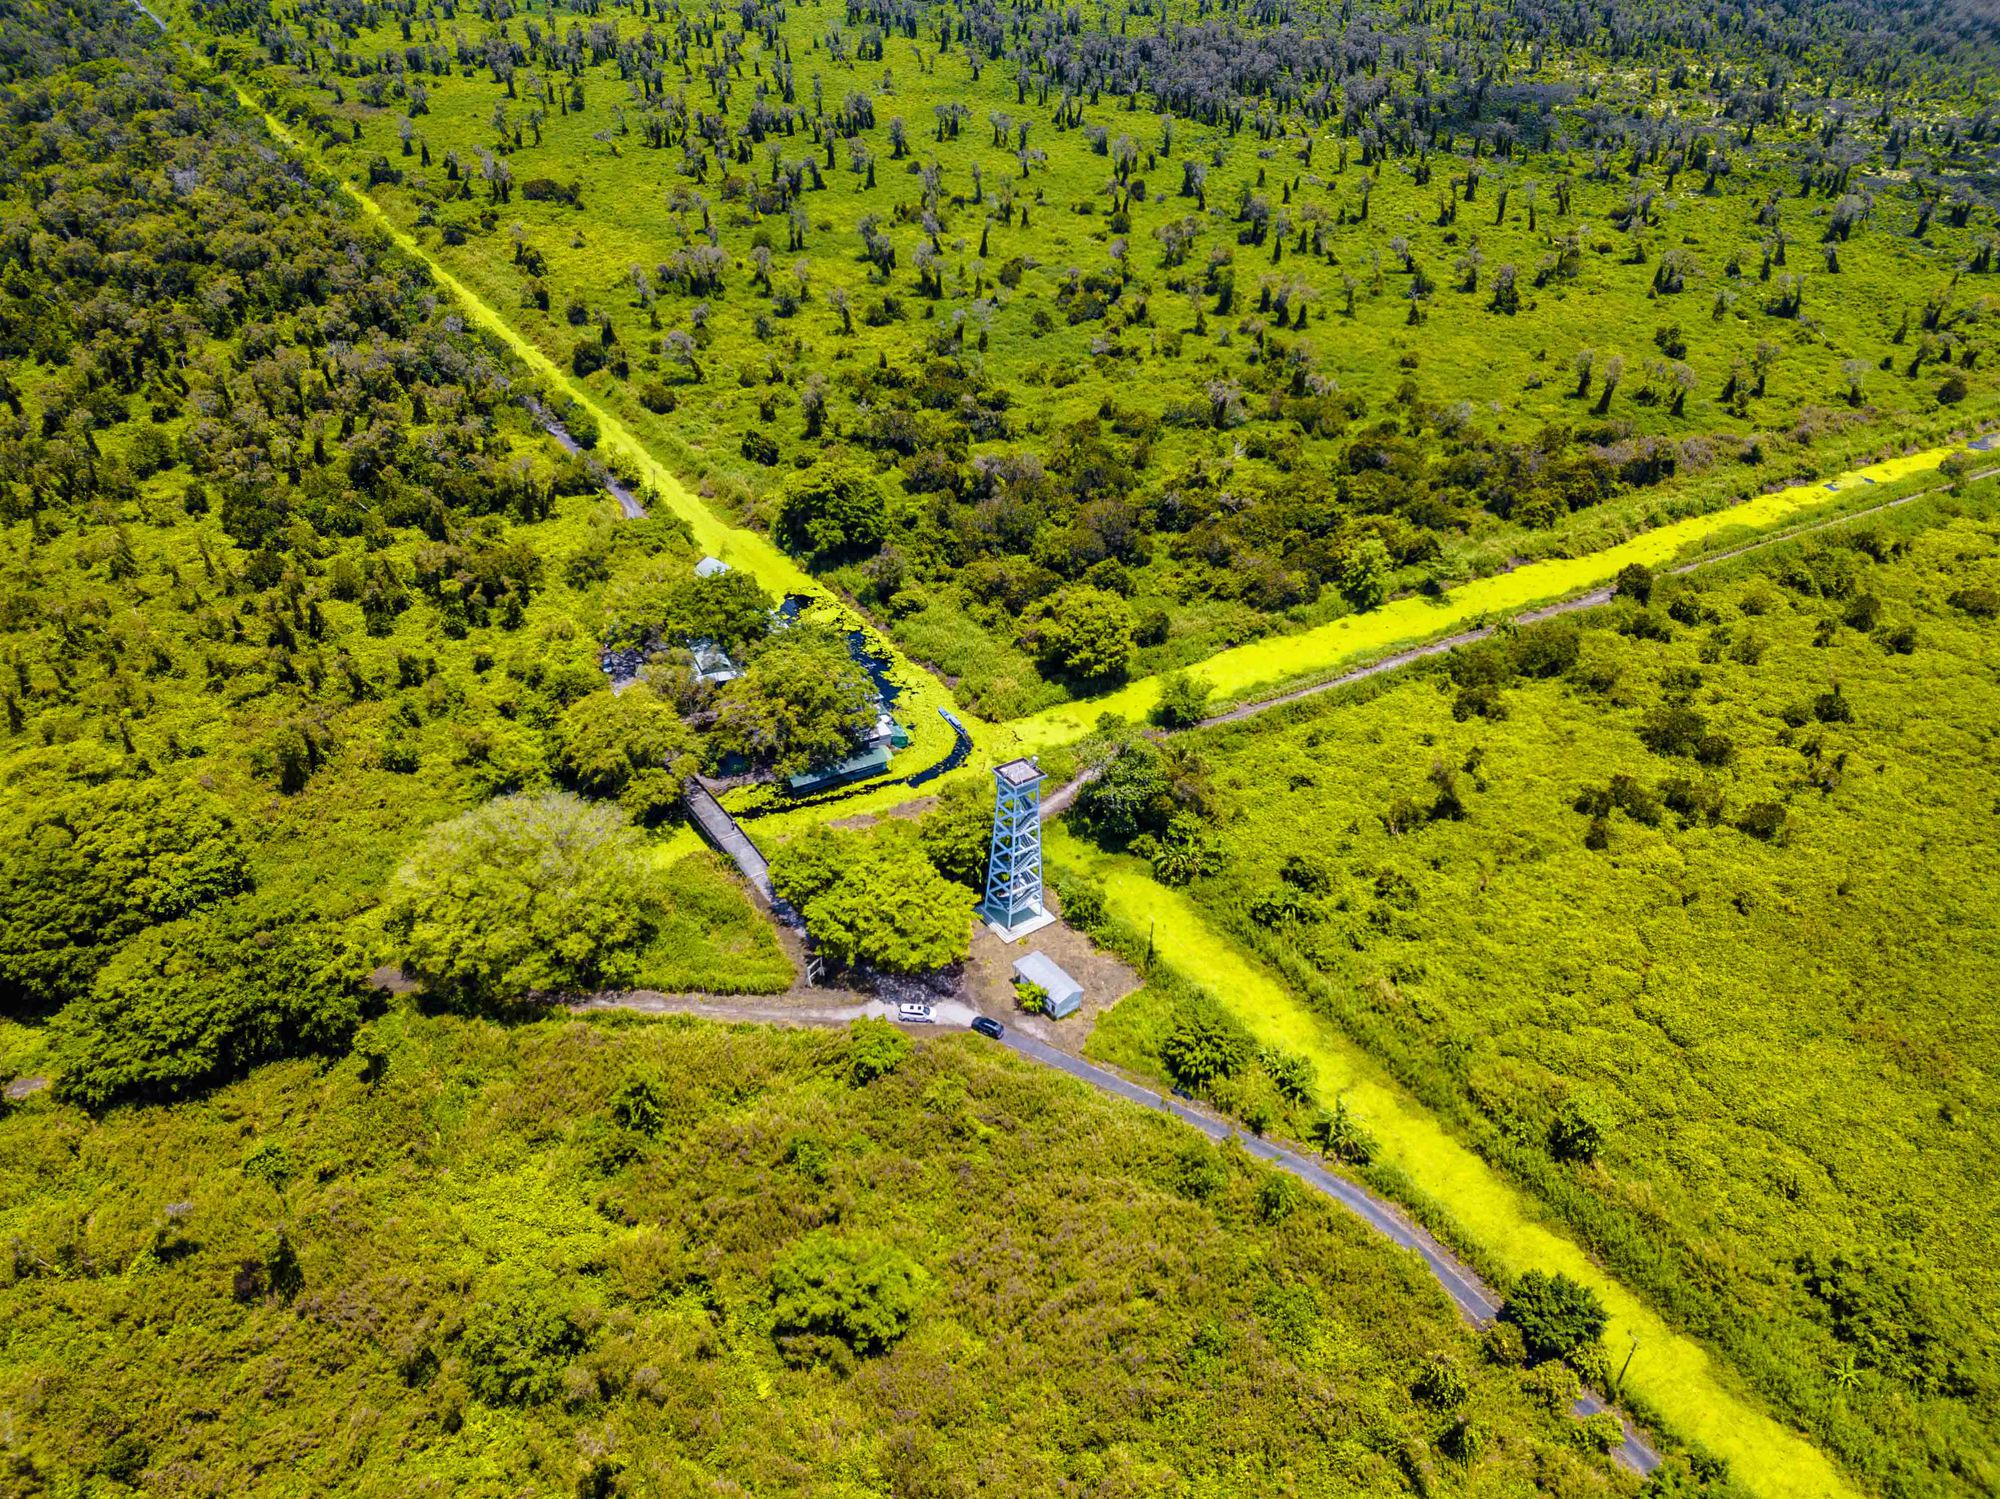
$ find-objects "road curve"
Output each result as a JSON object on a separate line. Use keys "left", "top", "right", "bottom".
{"left": 576, "top": 991, "right": 1661, "bottom": 1477}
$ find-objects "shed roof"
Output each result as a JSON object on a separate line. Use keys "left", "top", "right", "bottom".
{"left": 694, "top": 556, "right": 731, "bottom": 578}
{"left": 1012, "top": 950, "right": 1080, "bottom": 999}
{"left": 785, "top": 744, "right": 892, "bottom": 794}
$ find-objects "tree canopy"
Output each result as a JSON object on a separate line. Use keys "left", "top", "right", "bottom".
{"left": 916, "top": 778, "right": 995, "bottom": 889}
{"left": 775, "top": 457, "right": 889, "bottom": 565}
{"left": 711, "top": 628, "right": 879, "bottom": 776}
{"left": 554, "top": 685, "right": 697, "bottom": 820}
{"left": 1499, "top": 1272, "right": 1610, "bottom": 1365}
{"left": 52, "top": 901, "right": 363, "bottom": 1111}
{"left": 1021, "top": 586, "right": 1136, "bottom": 683}
{"left": 601, "top": 562, "right": 773, "bottom": 656}
{"left": 1072, "top": 738, "right": 1213, "bottom": 845}
{"left": 770, "top": 1231, "right": 928, "bottom": 1363}
{"left": 383, "top": 793, "right": 662, "bottom": 1008}
{"left": 0, "top": 783, "right": 250, "bottom": 1015}
{"left": 769, "top": 825, "right": 973, "bottom": 973}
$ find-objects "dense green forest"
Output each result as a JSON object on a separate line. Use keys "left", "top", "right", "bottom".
{"left": 0, "top": 0, "right": 1043, "bottom": 1103}
{"left": 1072, "top": 493, "right": 2000, "bottom": 1495}
{"left": 189, "top": 0, "right": 2000, "bottom": 714}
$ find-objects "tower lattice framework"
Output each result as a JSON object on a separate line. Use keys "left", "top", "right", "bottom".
{"left": 982, "top": 758, "right": 1046, "bottom": 934}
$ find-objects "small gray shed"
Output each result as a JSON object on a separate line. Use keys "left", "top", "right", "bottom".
{"left": 1013, "top": 950, "right": 1083, "bottom": 1019}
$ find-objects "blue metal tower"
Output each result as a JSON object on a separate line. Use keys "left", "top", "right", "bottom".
{"left": 982, "top": 758, "right": 1053, "bottom": 939}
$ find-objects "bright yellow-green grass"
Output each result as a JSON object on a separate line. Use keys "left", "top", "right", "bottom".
{"left": 1046, "top": 826, "right": 1855, "bottom": 1499}
{"left": 1006, "top": 446, "right": 1970, "bottom": 749}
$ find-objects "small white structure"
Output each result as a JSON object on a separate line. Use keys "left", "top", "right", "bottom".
{"left": 689, "top": 639, "right": 740, "bottom": 685}
{"left": 694, "top": 555, "right": 731, "bottom": 578}
{"left": 1012, "top": 950, "right": 1082, "bottom": 1020}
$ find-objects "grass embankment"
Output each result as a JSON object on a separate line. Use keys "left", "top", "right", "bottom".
{"left": 1049, "top": 827, "right": 1855, "bottom": 1499}
{"left": 633, "top": 850, "right": 794, "bottom": 995}
{"left": 1006, "top": 448, "right": 1975, "bottom": 749}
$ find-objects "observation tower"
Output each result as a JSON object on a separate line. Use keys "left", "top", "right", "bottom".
{"left": 982, "top": 757, "right": 1056, "bottom": 942}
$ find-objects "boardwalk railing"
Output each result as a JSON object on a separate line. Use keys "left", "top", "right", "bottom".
{"left": 683, "top": 779, "right": 807, "bottom": 929}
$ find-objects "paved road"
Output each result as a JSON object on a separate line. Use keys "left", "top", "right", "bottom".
{"left": 526, "top": 397, "right": 648, "bottom": 518}
{"left": 575, "top": 992, "right": 977, "bottom": 1027}
{"left": 578, "top": 990, "right": 1660, "bottom": 1476}
{"left": 996, "top": 1029, "right": 1659, "bottom": 1474}
{"left": 1189, "top": 455, "right": 1996, "bottom": 738}
{"left": 1045, "top": 453, "right": 2000, "bottom": 824}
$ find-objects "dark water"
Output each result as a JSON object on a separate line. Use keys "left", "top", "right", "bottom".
{"left": 736, "top": 707, "right": 976, "bottom": 818}
{"left": 845, "top": 629, "right": 900, "bottom": 706}
{"left": 905, "top": 710, "right": 973, "bottom": 787}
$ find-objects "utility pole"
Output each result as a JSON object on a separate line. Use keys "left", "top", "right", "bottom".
{"left": 1616, "top": 1333, "right": 1640, "bottom": 1398}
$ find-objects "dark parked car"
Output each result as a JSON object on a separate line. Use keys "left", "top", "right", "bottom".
{"left": 971, "top": 1016, "right": 1005, "bottom": 1040}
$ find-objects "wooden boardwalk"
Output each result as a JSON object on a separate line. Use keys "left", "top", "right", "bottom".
{"left": 683, "top": 780, "right": 810, "bottom": 933}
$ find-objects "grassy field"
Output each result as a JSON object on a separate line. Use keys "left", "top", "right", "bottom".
{"left": 632, "top": 850, "right": 794, "bottom": 994}
{"left": 186, "top": 0, "right": 2000, "bottom": 717}
{"left": 1060, "top": 838, "right": 1857, "bottom": 1499}
{"left": 1065, "top": 487, "right": 2000, "bottom": 1496}
{"left": 0, "top": 1008, "right": 1644, "bottom": 1496}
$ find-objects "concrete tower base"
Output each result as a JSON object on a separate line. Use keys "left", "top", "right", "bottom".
{"left": 983, "top": 907, "right": 1058, "bottom": 945}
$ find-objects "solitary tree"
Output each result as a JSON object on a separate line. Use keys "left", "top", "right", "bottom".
{"left": 775, "top": 456, "right": 889, "bottom": 563}
{"left": 1020, "top": 586, "right": 1136, "bottom": 682}
{"left": 384, "top": 793, "right": 662, "bottom": 1009}
{"left": 1499, "top": 1271, "right": 1609, "bottom": 1364}
{"left": 770, "top": 1231, "right": 927, "bottom": 1363}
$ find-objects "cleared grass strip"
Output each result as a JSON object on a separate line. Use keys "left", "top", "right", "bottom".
{"left": 1006, "top": 447, "right": 1967, "bottom": 750}
{"left": 1047, "top": 825, "right": 1860, "bottom": 1499}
